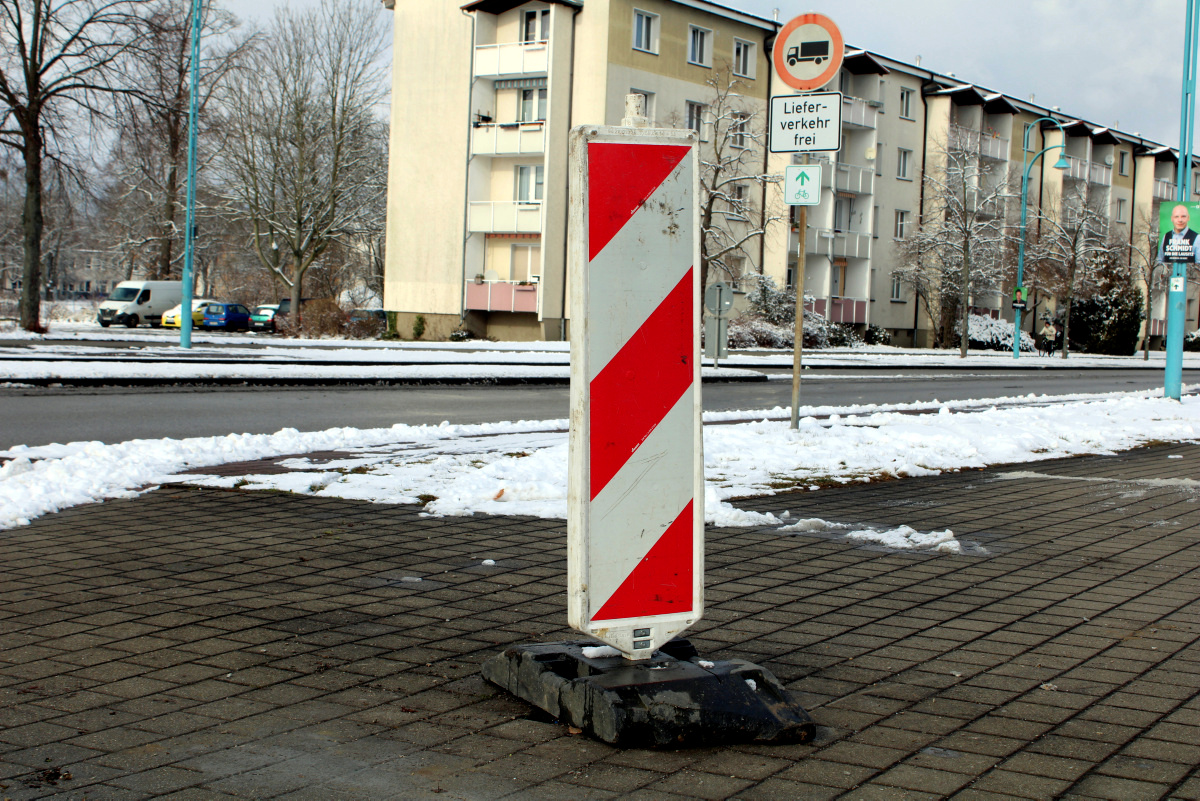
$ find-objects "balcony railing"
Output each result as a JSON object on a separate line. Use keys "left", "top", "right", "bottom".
{"left": 811, "top": 157, "right": 873, "bottom": 194}
{"left": 1061, "top": 155, "right": 1088, "bottom": 182}
{"left": 1088, "top": 162, "right": 1112, "bottom": 186}
{"left": 807, "top": 228, "right": 872, "bottom": 260}
{"left": 474, "top": 41, "right": 548, "bottom": 78}
{"left": 1155, "top": 178, "right": 1177, "bottom": 200}
{"left": 465, "top": 279, "right": 539, "bottom": 314}
{"left": 841, "top": 95, "right": 877, "bottom": 129}
{"left": 468, "top": 201, "right": 543, "bottom": 234}
{"left": 472, "top": 122, "right": 546, "bottom": 156}
{"left": 948, "top": 124, "right": 1009, "bottom": 161}
{"left": 827, "top": 296, "right": 868, "bottom": 324}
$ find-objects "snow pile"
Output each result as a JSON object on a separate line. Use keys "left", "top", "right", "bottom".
{"left": 2, "top": 394, "right": 1199, "bottom": 533}
{"left": 846, "top": 525, "right": 960, "bottom": 553}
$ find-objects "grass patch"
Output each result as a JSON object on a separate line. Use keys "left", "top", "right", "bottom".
{"left": 417, "top": 494, "right": 438, "bottom": 506}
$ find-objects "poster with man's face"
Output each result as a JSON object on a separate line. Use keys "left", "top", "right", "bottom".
{"left": 1159, "top": 201, "right": 1200, "bottom": 263}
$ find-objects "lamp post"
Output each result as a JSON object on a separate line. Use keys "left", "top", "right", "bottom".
{"left": 1013, "top": 117, "right": 1070, "bottom": 359}
{"left": 179, "top": 0, "right": 204, "bottom": 349}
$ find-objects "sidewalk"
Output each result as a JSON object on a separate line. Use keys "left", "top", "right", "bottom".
{"left": 1, "top": 445, "right": 1198, "bottom": 800}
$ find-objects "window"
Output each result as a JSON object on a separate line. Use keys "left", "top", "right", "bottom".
{"left": 1023, "top": 122, "right": 1035, "bottom": 152}
{"left": 891, "top": 274, "right": 903, "bottom": 301}
{"left": 516, "top": 165, "right": 544, "bottom": 203}
{"left": 1116, "top": 198, "right": 1127, "bottom": 223}
{"left": 1118, "top": 150, "right": 1129, "bottom": 176}
{"left": 875, "top": 145, "right": 883, "bottom": 176}
{"left": 730, "top": 111, "right": 749, "bottom": 149}
{"left": 897, "top": 148, "right": 912, "bottom": 179}
{"left": 894, "top": 210, "right": 910, "bottom": 239}
{"left": 631, "top": 88, "right": 655, "bottom": 122}
{"left": 520, "top": 88, "right": 546, "bottom": 122}
{"left": 899, "top": 87, "right": 914, "bottom": 119}
{"left": 688, "top": 25, "right": 711, "bottom": 67}
{"left": 733, "top": 39, "right": 755, "bottom": 78}
{"left": 522, "top": 8, "right": 549, "bottom": 43}
{"left": 686, "top": 101, "right": 708, "bottom": 141}
{"left": 632, "top": 9, "right": 658, "bottom": 53}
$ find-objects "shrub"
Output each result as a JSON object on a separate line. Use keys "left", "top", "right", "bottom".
{"left": 968, "top": 314, "right": 1034, "bottom": 352}
{"left": 1067, "top": 284, "right": 1144, "bottom": 356}
{"left": 864, "top": 324, "right": 891, "bottom": 346}
{"left": 1186, "top": 330, "right": 1200, "bottom": 352}
{"left": 412, "top": 314, "right": 426, "bottom": 340}
{"left": 275, "top": 298, "right": 346, "bottom": 337}
{"left": 449, "top": 328, "right": 474, "bottom": 342}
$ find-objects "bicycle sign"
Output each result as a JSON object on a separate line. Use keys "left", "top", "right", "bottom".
{"left": 784, "top": 164, "right": 821, "bottom": 205}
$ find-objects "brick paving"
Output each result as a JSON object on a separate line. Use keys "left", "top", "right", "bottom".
{"left": 1, "top": 444, "right": 1198, "bottom": 800}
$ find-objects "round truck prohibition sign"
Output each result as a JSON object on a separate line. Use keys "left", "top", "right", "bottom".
{"left": 773, "top": 13, "right": 844, "bottom": 92}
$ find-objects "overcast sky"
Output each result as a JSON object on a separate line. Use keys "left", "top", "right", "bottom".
{"left": 225, "top": 0, "right": 1187, "bottom": 147}
{"left": 734, "top": 0, "right": 1185, "bottom": 146}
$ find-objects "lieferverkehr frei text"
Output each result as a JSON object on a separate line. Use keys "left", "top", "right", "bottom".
{"left": 777, "top": 99, "right": 831, "bottom": 147}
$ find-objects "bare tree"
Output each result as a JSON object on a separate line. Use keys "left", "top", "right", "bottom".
{"left": 896, "top": 139, "right": 1009, "bottom": 352}
{"left": 1025, "top": 184, "right": 1123, "bottom": 358}
{"left": 0, "top": 0, "right": 148, "bottom": 331}
{"left": 219, "top": 0, "right": 388, "bottom": 331}
{"left": 677, "top": 67, "right": 782, "bottom": 303}
{"left": 107, "top": 0, "right": 251, "bottom": 281}
{"left": 1128, "top": 209, "right": 1169, "bottom": 361}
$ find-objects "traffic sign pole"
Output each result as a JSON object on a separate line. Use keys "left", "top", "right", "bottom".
{"left": 790, "top": 153, "right": 809, "bottom": 430}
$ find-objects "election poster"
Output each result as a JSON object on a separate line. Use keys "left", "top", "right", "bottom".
{"left": 1159, "top": 201, "right": 1200, "bottom": 263}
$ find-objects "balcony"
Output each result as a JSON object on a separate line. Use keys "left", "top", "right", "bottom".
{"left": 828, "top": 296, "right": 868, "bottom": 324}
{"left": 1088, "top": 162, "right": 1112, "bottom": 186}
{"left": 1155, "top": 178, "right": 1177, "bottom": 200}
{"left": 468, "top": 201, "right": 543, "bottom": 234}
{"left": 465, "top": 279, "right": 539, "bottom": 314}
{"left": 1061, "top": 155, "right": 1089, "bottom": 182}
{"left": 474, "top": 41, "right": 548, "bottom": 79}
{"left": 948, "top": 124, "right": 1008, "bottom": 161}
{"left": 472, "top": 122, "right": 546, "bottom": 156}
{"left": 825, "top": 160, "right": 873, "bottom": 194}
{"left": 807, "top": 228, "right": 872, "bottom": 260}
{"left": 841, "top": 95, "right": 877, "bottom": 129}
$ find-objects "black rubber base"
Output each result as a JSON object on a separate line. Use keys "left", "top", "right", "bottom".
{"left": 481, "top": 639, "right": 816, "bottom": 748}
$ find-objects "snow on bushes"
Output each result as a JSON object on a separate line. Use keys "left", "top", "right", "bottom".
{"left": 968, "top": 314, "right": 1035, "bottom": 352}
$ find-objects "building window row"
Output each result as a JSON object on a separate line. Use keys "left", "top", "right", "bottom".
{"left": 632, "top": 9, "right": 755, "bottom": 78}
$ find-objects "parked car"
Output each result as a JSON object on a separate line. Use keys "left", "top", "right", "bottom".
{"left": 201, "top": 303, "right": 252, "bottom": 331}
{"left": 249, "top": 304, "right": 279, "bottom": 332}
{"left": 95, "top": 281, "right": 182, "bottom": 328}
{"left": 162, "top": 299, "right": 217, "bottom": 328}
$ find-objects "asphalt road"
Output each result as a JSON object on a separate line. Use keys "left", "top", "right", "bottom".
{"left": 2, "top": 367, "right": 1192, "bottom": 449}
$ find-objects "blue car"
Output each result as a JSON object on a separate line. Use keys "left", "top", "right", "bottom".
{"left": 201, "top": 303, "right": 252, "bottom": 331}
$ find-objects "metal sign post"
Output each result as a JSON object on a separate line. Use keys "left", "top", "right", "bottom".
{"left": 771, "top": 13, "right": 844, "bottom": 429}
{"left": 704, "top": 281, "right": 733, "bottom": 366}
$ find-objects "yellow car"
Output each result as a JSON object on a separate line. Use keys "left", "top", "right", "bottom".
{"left": 162, "top": 299, "right": 217, "bottom": 328}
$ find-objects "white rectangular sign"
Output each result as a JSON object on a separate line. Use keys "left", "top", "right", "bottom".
{"left": 784, "top": 164, "right": 821, "bottom": 205}
{"left": 1171, "top": 276, "right": 1186, "bottom": 293}
{"left": 769, "top": 92, "right": 842, "bottom": 153}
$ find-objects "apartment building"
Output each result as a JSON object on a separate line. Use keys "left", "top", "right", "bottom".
{"left": 382, "top": 0, "right": 1197, "bottom": 347}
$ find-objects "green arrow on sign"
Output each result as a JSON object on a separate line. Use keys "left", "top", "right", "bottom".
{"left": 797, "top": 171, "right": 810, "bottom": 185}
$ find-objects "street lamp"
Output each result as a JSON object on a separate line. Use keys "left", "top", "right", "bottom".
{"left": 1013, "top": 116, "right": 1070, "bottom": 359}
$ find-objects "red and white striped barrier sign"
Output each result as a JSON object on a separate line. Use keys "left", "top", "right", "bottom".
{"left": 567, "top": 125, "right": 703, "bottom": 660}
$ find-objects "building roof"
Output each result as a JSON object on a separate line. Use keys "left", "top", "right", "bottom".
{"left": 461, "top": 0, "right": 581, "bottom": 13}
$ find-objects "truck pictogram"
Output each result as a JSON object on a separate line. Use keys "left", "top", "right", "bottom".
{"left": 787, "top": 40, "right": 830, "bottom": 66}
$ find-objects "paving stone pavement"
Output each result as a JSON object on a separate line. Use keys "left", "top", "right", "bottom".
{"left": 1, "top": 444, "right": 1199, "bottom": 800}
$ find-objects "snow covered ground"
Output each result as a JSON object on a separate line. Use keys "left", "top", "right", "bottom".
{"left": 3, "top": 388, "right": 1198, "bottom": 557}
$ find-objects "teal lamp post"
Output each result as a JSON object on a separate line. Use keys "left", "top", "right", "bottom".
{"left": 1013, "top": 117, "right": 1070, "bottom": 359}
{"left": 179, "top": 0, "right": 204, "bottom": 349}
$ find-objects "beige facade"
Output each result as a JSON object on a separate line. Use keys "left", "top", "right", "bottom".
{"left": 382, "top": 0, "right": 1199, "bottom": 346}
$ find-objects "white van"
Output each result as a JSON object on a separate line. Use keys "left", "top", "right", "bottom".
{"left": 96, "top": 281, "right": 183, "bottom": 328}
